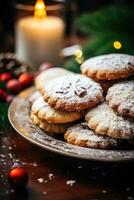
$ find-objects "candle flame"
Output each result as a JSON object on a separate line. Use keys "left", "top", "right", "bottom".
{"left": 34, "top": 0, "right": 47, "bottom": 18}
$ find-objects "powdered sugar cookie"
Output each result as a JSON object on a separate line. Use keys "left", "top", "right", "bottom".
{"left": 35, "top": 67, "right": 73, "bottom": 92}
{"left": 85, "top": 102, "right": 134, "bottom": 139}
{"left": 64, "top": 123, "right": 118, "bottom": 149}
{"left": 81, "top": 54, "right": 134, "bottom": 80}
{"left": 42, "top": 74, "right": 103, "bottom": 112}
{"left": 31, "top": 112, "right": 71, "bottom": 134}
{"left": 32, "top": 97, "right": 84, "bottom": 123}
{"left": 106, "top": 81, "right": 134, "bottom": 118}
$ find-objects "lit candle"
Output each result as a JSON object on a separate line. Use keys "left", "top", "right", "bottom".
{"left": 16, "top": 0, "right": 65, "bottom": 67}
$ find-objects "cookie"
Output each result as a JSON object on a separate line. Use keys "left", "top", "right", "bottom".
{"left": 85, "top": 102, "right": 134, "bottom": 139}
{"left": 35, "top": 67, "right": 73, "bottom": 92}
{"left": 32, "top": 97, "right": 84, "bottom": 123}
{"left": 64, "top": 123, "right": 118, "bottom": 149}
{"left": 106, "top": 81, "right": 134, "bottom": 118}
{"left": 81, "top": 53, "right": 134, "bottom": 80}
{"left": 31, "top": 112, "right": 70, "bottom": 134}
{"left": 42, "top": 74, "right": 103, "bottom": 112}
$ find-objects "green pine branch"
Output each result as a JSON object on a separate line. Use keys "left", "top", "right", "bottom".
{"left": 64, "top": 4, "right": 134, "bottom": 72}
{"left": 76, "top": 5, "right": 134, "bottom": 35}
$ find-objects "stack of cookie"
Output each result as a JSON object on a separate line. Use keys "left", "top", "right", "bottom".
{"left": 66, "top": 53, "right": 133, "bottom": 149}
{"left": 31, "top": 71, "right": 104, "bottom": 134}
{"left": 30, "top": 53, "right": 134, "bottom": 150}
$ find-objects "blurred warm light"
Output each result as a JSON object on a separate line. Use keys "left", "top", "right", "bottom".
{"left": 34, "top": 0, "right": 47, "bottom": 18}
{"left": 75, "top": 49, "right": 83, "bottom": 58}
{"left": 113, "top": 41, "right": 122, "bottom": 49}
{"left": 75, "top": 49, "right": 84, "bottom": 64}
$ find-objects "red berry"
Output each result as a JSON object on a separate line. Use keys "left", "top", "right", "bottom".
{"left": 6, "top": 94, "right": 14, "bottom": 103}
{"left": 0, "top": 72, "right": 12, "bottom": 82}
{"left": 18, "top": 73, "right": 33, "bottom": 87}
{"left": 0, "top": 89, "right": 7, "bottom": 101}
{"left": 6, "top": 79, "right": 22, "bottom": 93}
{"left": 8, "top": 167, "right": 28, "bottom": 189}
{"left": 39, "top": 63, "right": 53, "bottom": 72}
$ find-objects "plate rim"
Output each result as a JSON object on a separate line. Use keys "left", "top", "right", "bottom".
{"left": 8, "top": 87, "right": 134, "bottom": 162}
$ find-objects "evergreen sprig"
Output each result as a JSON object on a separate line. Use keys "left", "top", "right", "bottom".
{"left": 77, "top": 5, "right": 134, "bottom": 35}
{"left": 64, "top": 5, "right": 134, "bottom": 72}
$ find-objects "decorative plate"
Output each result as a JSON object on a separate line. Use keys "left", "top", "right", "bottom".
{"left": 8, "top": 87, "right": 134, "bottom": 162}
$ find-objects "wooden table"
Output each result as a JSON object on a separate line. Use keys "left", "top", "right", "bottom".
{"left": 0, "top": 126, "right": 134, "bottom": 200}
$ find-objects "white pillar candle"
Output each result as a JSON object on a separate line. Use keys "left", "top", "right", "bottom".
{"left": 16, "top": 1, "right": 64, "bottom": 67}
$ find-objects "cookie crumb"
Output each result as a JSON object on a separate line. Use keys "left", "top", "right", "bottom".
{"left": 33, "top": 162, "right": 38, "bottom": 167}
{"left": 102, "top": 190, "right": 107, "bottom": 194}
{"left": 66, "top": 180, "right": 76, "bottom": 187}
{"left": 43, "top": 191, "right": 47, "bottom": 195}
{"left": 10, "top": 189, "right": 15, "bottom": 193}
{"left": 8, "top": 153, "right": 13, "bottom": 159}
{"left": 37, "top": 178, "right": 44, "bottom": 183}
{"left": 48, "top": 173, "right": 54, "bottom": 180}
{"left": 78, "top": 165, "right": 83, "bottom": 169}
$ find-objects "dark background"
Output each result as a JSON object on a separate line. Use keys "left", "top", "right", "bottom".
{"left": 0, "top": 0, "right": 133, "bottom": 51}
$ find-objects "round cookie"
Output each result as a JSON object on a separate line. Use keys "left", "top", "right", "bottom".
{"left": 32, "top": 97, "right": 84, "bottom": 123}
{"left": 35, "top": 67, "right": 73, "bottom": 92}
{"left": 81, "top": 53, "right": 134, "bottom": 80}
{"left": 31, "top": 112, "right": 70, "bottom": 134}
{"left": 85, "top": 102, "right": 134, "bottom": 139}
{"left": 64, "top": 123, "right": 118, "bottom": 149}
{"left": 106, "top": 81, "right": 134, "bottom": 118}
{"left": 42, "top": 74, "right": 103, "bottom": 112}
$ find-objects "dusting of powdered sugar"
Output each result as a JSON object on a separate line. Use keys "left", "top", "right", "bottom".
{"left": 35, "top": 67, "right": 73, "bottom": 90}
{"left": 85, "top": 102, "right": 134, "bottom": 139}
{"left": 65, "top": 123, "right": 117, "bottom": 149}
{"left": 43, "top": 74, "right": 103, "bottom": 104}
{"left": 81, "top": 53, "right": 134, "bottom": 74}
{"left": 31, "top": 96, "right": 82, "bottom": 123}
{"left": 31, "top": 97, "right": 48, "bottom": 114}
{"left": 106, "top": 81, "right": 134, "bottom": 118}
